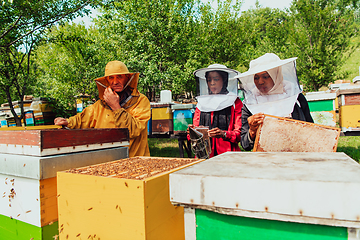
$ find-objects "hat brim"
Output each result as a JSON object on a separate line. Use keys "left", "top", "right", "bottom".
{"left": 194, "top": 67, "right": 240, "bottom": 80}
{"left": 236, "top": 57, "right": 297, "bottom": 79}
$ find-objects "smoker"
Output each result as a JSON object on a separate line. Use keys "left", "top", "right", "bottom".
{"left": 188, "top": 127, "right": 211, "bottom": 159}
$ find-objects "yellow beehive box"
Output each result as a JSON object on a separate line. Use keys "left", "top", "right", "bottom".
{"left": 339, "top": 105, "right": 360, "bottom": 128}
{"left": 57, "top": 157, "right": 203, "bottom": 240}
{"left": 151, "top": 103, "right": 173, "bottom": 120}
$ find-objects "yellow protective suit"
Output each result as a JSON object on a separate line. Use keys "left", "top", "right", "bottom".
{"left": 67, "top": 72, "right": 151, "bottom": 157}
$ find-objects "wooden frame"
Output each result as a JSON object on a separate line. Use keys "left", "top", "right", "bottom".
{"left": 253, "top": 114, "right": 341, "bottom": 152}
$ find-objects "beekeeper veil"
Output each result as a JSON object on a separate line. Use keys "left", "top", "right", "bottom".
{"left": 236, "top": 53, "right": 301, "bottom": 117}
{"left": 194, "top": 64, "right": 240, "bottom": 112}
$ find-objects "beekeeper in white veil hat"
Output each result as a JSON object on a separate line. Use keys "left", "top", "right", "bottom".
{"left": 236, "top": 53, "right": 314, "bottom": 151}
{"left": 188, "top": 64, "right": 243, "bottom": 157}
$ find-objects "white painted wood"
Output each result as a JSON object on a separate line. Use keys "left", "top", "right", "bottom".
{"left": 0, "top": 147, "right": 128, "bottom": 180}
{"left": 0, "top": 141, "right": 129, "bottom": 157}
{"left": 184, "top": 207, "right": 196, "bottom": 240}
{"left": 170, "top": 152, "right": 360, "bottom": 228}
{"left": 348, "top": 228, "right": 360, "bottom": 240}
{"left": 305, "top": 92, "right": 336, "bottom": 101}
{"left": 0, "top": 173, "right": 41, "bottom": 227}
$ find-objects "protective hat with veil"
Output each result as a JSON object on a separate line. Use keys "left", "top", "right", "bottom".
{"left": 94, "top": 61, "right": 140, "bottom": 109}
{"left": 193, "top": 64, "right": 240, "bottom": 112}
{"left": 236, "top": 53, "right": 301, "bottom": 117}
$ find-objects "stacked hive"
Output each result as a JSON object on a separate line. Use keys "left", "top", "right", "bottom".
{"left": 0, "top": 127, "right": 129, "bottom": 240}
{"left": 336, "top": 87, "right": 360, "bottom": 133}
{"left": 305, "top": 91, "right": 337, "bottom": 127}
{"left": 170, "top": 152, "right": 360, "bottom": 240}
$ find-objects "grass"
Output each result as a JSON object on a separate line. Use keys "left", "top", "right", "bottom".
{"left": 338, "top": 36, "right": 360, "bottom": 81}
{"left": 337, "top": 136, "right": 360, "bottom": 162}
{"left": 148, "top": 136, "right": 360, "bottom": 162}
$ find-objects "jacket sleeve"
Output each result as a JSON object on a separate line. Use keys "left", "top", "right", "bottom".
{"left": 223, "top": 98, "right": 242, "bottom": 144}
{"left": 113, "top": 94, "right": 151, "bottom": 139}
{"left": 240, "top": 104, "right": 254, "bottom": 151}
{"left": 298, "top": 93, "right": 314, "bottom": 123}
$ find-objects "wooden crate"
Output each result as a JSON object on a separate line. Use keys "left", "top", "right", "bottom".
{"left": 57, "top": 157, "right": 204, "bottom": 240}
{"left": 151, "top": 103, "right": 174, "bottom": 134}
{"left": 170, "top": 152, "right": 360, "bottom": 240}
{"left": 0, "top": 127, "right": 129, "bottom": 156}
{"left": 253, "top": 115, "right": 340, "bottom": 152}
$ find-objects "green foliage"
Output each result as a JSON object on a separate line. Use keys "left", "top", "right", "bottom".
{"left": 34, "top": 23, "right": 109, "bottom": 117}
{"left": 96, "top": 0, "right": 201, "bottom": 100}
{"left": 288, "top": 0, "right": 359, "bottom": 91}
{"left": 0, "top": 0, "right": 103, "bottom": 124}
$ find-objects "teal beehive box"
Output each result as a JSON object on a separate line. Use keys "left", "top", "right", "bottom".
{"left": 171, "top": 104, "right": 195, "bottom": 134}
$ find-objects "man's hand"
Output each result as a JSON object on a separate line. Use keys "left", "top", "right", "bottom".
{"left": 247, "top": 113, "right": 265, "bottom": 140}
{"left": 208, "top": 127, "right": 225, "bottom": 138}
{"left": 54, "top": 117, "right": 69, "bottom": 126}
{"left": 103, "top": 86, "right": 121, "bottom": 111}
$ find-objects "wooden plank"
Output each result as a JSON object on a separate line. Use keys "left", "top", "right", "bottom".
{"left": 152, "top": 119, "right": 173, "bottom": 134}
{"left": 41, "top": 128, "right": 129, "bottom": 149}
{"left": 40, "top": 177, "right": 58, "bottom": 226}
{"left": 0, "top": 128, "right": 129, "bottom": 148}
{"left": 253, "top": 114, "right": 340, "bottom": 152}
{"left": 0, "top": 147, "right": 128, "bottom": 179}
{"left": 344, "top": 94, "right": 360, "bottom": 106}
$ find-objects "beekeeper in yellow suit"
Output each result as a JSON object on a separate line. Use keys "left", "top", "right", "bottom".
{"left": 54, "top": 61, "right": 151, "bottom": 157}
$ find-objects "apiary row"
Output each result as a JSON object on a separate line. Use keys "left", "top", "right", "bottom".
{"left": 148, "top": 103, "right": 196, "bottom": 135}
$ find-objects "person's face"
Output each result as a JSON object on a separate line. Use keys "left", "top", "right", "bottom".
{"left": 206, "top": 71, "right": 224, "bottom": 94}
{"left": 254, "top": 71, "right": 274, "bottom": 94}
{"left": 107, "top": 74, "right": 129, "bottom": 92}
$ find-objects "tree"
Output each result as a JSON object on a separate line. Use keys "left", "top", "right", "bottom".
{"left": 96, "top": 0, "right": 201, "bottom": 101}
{"left": 288, "top": 0, "right": 360, "bottom": 91}
{"left": 0, "top": 0, "right": 103, "bottom": 125}
{"left": 34, "top": 22, "right": 120, "bottom": 117}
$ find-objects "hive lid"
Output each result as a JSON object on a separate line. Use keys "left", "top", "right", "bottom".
{"left": 170, "top": 152, "right": 360, "bottom": 228}
{"left": 171, "top": 104, "right": 196, "bottom": 110}
{"left": 0, "top": 127, "right": 129, "bottom": 156}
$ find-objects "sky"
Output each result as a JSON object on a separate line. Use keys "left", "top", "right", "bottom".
{"left": 73, "top": 0, "right": 293, "bottom": 27}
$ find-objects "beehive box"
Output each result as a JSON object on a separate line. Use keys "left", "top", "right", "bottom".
{"left": 0, "top": 127, "right": 129, "bottom": 240}
{"left": 57, "top": 156, "right": 203, "bottom": 240}
{"left": 170, "top": 152, "right": 360, "bottom": 240}
{"left": 337, "top": 87, "right": 360, "bottom": 132}
{"left": 306, "top": 91, "right": 336, "bottom": 127}
{"left": 172, "top": 104, "right": 195, "bottom": 134}
{"left": 253, "top": 115, "right": 340, "bottom": 152}
{"left": 151, "top": 103, "right": 174, "bottom": 134}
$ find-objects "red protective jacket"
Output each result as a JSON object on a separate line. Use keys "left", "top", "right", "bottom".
{"left": 191, "top": 98, "right": 243, "bottom": 157}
